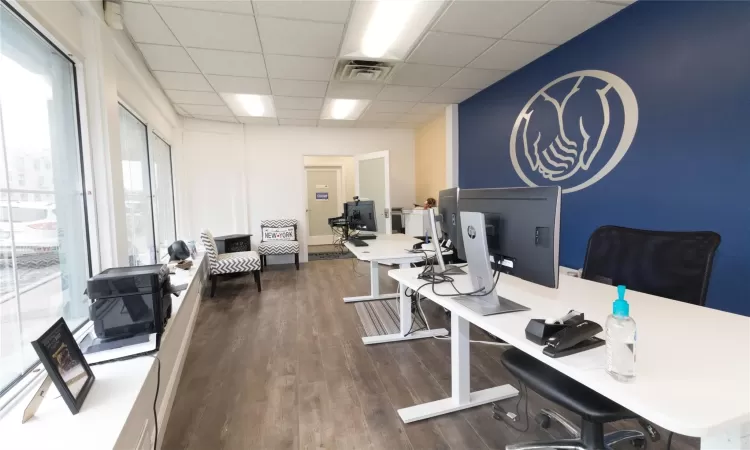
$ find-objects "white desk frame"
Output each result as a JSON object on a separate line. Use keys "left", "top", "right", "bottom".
{"left": 344, "top": 234, "right": 449, "bottom": 345}
{"left": 387, "top": 267, "right": 750, "bottom": 449}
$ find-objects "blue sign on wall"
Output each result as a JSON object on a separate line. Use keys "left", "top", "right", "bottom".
{"left": 458, "top": 1, "right": 750, "bottom": 315}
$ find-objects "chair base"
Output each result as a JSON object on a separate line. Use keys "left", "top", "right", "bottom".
{"left": 509, "top": 409, "right": 646, "bottom": 450}
{"left": 210, "top": 271, "right": 262, "bottom": 297}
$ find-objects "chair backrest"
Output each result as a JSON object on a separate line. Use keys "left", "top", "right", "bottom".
{"left": 200, "top": 229, "right": 219, "bottom": 270}
{"left": 260, "top": 219, "right": 298, "bottom": 241}
{"left": 581, "top": 225, "right": 721, "bottom": 306}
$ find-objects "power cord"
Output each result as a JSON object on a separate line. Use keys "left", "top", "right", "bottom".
{"left": 151, "top": 355, "right": 161, "bottom": 450}
{"left": 492, "top": 380, "right": 529, "bottom": 432}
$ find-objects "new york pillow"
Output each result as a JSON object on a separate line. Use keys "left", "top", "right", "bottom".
{"left": 262, "top": 226, "right": 296, "bottom": 241}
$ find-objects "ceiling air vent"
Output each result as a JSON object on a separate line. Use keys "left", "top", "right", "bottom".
{"left": 336, "top": 60, "right": 394, "bottom": 82}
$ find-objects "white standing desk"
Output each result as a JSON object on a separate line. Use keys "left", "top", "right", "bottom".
{"left": 344, "top": 233, "right": 449, "bottom": 345}
{"left": 388, "top": 267, "right": 750, "bottom": 449}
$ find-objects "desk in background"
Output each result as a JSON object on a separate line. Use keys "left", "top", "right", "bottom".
{"left": 387, "top": 266, "right": 750, "bottom": 449}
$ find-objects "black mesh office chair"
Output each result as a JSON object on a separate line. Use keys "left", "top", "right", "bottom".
{"left": 500, "top": 226, "right": 721, "bottom": 450}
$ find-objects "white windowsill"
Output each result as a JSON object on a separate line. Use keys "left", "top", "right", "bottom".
{"left": 0, "top": 254, "right": 205, "bottom": 449}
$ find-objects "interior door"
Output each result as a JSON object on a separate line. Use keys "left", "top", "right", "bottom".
{"left": 306, "top": 168, "right": 341, "bottom": 245}
{"left": 355, "top": 151, "right": 391, "bottom": 234}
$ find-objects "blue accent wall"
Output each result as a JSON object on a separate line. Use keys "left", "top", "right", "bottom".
{"left": 458, "top": 1, "right": 750, "bottom": 315}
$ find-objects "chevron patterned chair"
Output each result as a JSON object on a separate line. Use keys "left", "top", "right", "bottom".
{"left": 258, "top": 219, "right": 300, "bottom": 271}
{"left": 201, "top": 229, "right": 262, "bottom": 296}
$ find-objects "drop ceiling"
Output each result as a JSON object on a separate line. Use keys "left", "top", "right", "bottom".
{"left": 123, "top": 0, "right": 633, "bottom": 128}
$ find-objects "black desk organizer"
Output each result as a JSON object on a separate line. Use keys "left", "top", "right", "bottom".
{"left": 525, "top": 311, "right": 605, "bottom": 358}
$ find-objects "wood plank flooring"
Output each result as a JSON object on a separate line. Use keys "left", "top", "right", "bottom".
{"left": 162, "top": 259, "right": 700, "bottom": 450}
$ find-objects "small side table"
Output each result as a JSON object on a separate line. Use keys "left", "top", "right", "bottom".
{"left": 214, "top": 234, "right": 252, "bottom": 254}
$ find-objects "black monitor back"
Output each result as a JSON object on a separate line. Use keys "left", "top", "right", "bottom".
{"left": 459, "top": 186, "right": 561, "bottom": 288}
{"left": 439, "top": 188, "right": 464, "bottom": 260}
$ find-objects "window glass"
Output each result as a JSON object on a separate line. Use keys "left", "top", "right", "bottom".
{"left": 150, "top": 135, "right": 176, "bottom": 261}
{"left": 0, "top": 2, "right": 91, "bottom": 393}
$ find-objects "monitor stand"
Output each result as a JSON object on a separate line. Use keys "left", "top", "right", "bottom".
{"left": 453, "top": 293, "right": 529, "bottom": 316}
{"left": 432, "top": 264, "right": 466, "bottom": 275}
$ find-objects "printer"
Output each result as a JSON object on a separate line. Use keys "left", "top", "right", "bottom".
{"left": 87, "top": 264, "right": 173, "bottom": 347}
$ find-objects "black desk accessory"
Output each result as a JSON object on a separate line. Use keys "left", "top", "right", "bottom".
{"left": 357, "top": 234, "right": 377, "bottom": 240}
{"left": 524, "top": 310, "right": 584, "bottom": 345}
{"left": 25, "top": 318, "right": 95, "bottom": 422}
{"left": 348, "top": 238, "right": 369, "bottom": 247}
{"left": 214, "top": 233, "right": 252, "bottom": 254}
{"left": 543, "top": 320, "right": 605, "bottom": 358}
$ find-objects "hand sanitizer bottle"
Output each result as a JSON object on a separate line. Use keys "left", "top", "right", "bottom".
{"left": 605, "top": 285, "right": 636, "bottom": 382}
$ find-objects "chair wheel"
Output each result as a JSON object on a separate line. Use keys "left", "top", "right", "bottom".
{"left": 535, "top": 412, "right": 551, "bottom": 429}
{"left": 631, "top": 437, "right": 647, "bottom": 449}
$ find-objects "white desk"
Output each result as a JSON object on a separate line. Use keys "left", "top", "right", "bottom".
{"left": 344, "top": 233, "right": 449, "bottom": 345}
{"left": 388, "top": 267, "right": 750, "bottom": 449}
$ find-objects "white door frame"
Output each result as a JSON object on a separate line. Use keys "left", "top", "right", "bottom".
{"left": 354, "top": 150, "right": 391, "bottom": 234}
{"left": 305, "top": 166, "right": 343, "bottom": 246}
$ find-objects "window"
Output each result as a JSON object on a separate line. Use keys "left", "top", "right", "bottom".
{"left": 0, "top": 2, "right": 92, "bottom": 394}
{"left": 119, "top": 105, "right": 156, "bottom": 266}
{"left": 150, "top": 134, "right": 176, "bottom": 261}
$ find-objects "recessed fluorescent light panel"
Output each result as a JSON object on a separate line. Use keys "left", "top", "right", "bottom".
{"left": 321, "top": 98, "right": 370, "bottom": 120}
{"left": 341, "top": 0, "right": 446, "bottom": 61}
{"left": 222, "top": 93, "right": 276, "bottom": 117}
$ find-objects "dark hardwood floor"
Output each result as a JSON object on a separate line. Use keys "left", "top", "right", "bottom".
{"left": 162, "top": 259, "right": 699, "bottom": 450}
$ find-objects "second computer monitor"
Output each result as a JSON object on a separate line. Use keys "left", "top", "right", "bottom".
{"left": 438, "top": 188, "right": 464, "bottom": 260}
{"left": 345, "top": 200, "right": 377, "bottom": 232}
{"left": 459, "top": 186, "right": 561, "bottom": 288}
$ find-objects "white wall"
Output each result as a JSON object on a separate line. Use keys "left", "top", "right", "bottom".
{"left": 176, "top": 121, "right": 416, "bottom": 263}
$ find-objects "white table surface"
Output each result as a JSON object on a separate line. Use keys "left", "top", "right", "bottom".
{"left": 344, "top": 233, "right": 449, "bottom": 262}
{"left": 388, "top": 267, "right": 750, "bottom": 441}
{"left": 0, "top": 256, "right": 204, "bottom": 450}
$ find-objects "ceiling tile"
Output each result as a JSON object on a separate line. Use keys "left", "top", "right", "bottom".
{"left": 239, "top": 117, "right": 279, "bottom": 126}
{"left": 187, "top": 48, "right": 267, "bottom": 77}
{"left": 442, "top": 68, "right": 510, "bottom": 89}
{"left": 138, "top": 44, "right": 199, "bottom": 73}
{"left": 388, "top": 64, "right": 459, "bottom": 88}
{"left": 432, "top": 0, "right": 545, "bottom": 39}
{"left": 422, "top": 87, "right": 479, "bottom": 104}
{"left": 318, "top": 119, "right": 356, "bottom": 127}
{"left": 326, "top": 81, "right": 382, "bottom": 99}
{"left": 411, "top": 103, "right": 447, "bottom": 115}
{"left": 179, "top": 104, "right": 234, "bottom": 115}
{"left": 123, "top": 2, "right": 178, "bottom": 45}
{"left": 468, "top": 40, "right": 555, "bottom": 71}
{"left": 151, "top": 1, "right": 254, "bottom": 15}
{"left": 191, "top": 114, "right": 238, "bottom": 123}
{"left": 408, "top": 32, "right": 495, "bottom": 67}
{"left": 279, "top": 118, "right": 318, "bottom": 126}
{"left": 360, "top": 111, "right": 403, "bottom": 122}
{"left": 156, "top": 6, "right": 261, "bottom": 52}
{"left": 207, "top": 75, "right": 270, "bottom": 94}
{"left": 505, "top": 1, "right": 624, "bottom": 45}
{"left": 398, "top": 113, "right": 436, "bottom": 124}
{"left": 274, "top": 96, "right": 324, "bottom": 110}
{"left": 265, "top": 55, "right": 334, "bottom": 81}
{"left": 173, "top": 104, "right": 190, "bottom": 116}
{"left": 368, "top": 101, "right": 415, "bottom": 114}
{"left": 256, "top": 17, "right": 344, "bottom": 58}
{"left": 165, "top": 90, "right": 224, "bottom": 105}
{"left": 377, "top": 85, "right": 433, "bottom": 102}
{"left": 277, "top": 109, "right": 320, "bottom": 119}
{"left": 270, "top": 79, "right": 328, "bottom": 97}
{"left": 153, "top": 71, "right": 213, "bottom": 91}
{"left": 253, "top": 1, "right": 351, "bottom": 23}
{"left": 356, "top": 121, "right": 395, "bottom": 129}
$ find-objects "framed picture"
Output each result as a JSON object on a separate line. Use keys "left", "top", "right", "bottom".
{"left": 31, "top": 318, "right": 95, "bottom": 415}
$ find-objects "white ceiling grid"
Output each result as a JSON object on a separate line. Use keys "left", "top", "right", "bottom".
{"left": 123, "top": 0, "right": 630, "bottom": 127}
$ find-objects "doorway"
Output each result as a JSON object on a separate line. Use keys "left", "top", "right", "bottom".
{"left": 355, "top": 151, "right": 391, "bottom": 234}
{"left": 305, "top": 166, "right": 344, "bottom": 247}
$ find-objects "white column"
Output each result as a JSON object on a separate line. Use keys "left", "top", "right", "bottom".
{"left": 451, "top": 312, "right": 470, "bottom": 405}
{"left": 445, "top": 104, "right": 459, "bottom": 188}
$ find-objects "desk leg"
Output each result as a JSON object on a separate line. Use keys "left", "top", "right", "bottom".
{"left": 701, "top": 424, "right": 750, "bottom": 449}
{"left": 397, "top": 314, "right": 519, "bottom": 423}
{"left": 362, "top": 266, "right": 449, "bottom": 345}
{"left": 344, "top": 260, "right": 401, "bottom": 303}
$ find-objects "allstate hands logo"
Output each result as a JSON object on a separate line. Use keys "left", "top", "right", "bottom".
{"left": 509, "top": 70, "right": 638, "bottom": 193}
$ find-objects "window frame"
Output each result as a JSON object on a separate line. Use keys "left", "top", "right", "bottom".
{"left": 151, "top": 132, "right": 177, "bottom": 262}
{"left": 0, "top": 0, "right": 95, "bottom": 401}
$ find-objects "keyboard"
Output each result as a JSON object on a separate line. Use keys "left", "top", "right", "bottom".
{"left": 348, "top": 238, "right": 369, "bottom": 247}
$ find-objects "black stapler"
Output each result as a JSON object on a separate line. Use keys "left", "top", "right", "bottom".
{"left": 542, "top": 320, "right": 605, "bottom": 358}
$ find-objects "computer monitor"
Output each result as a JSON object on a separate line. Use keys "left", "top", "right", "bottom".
{"left": 459, "top": 186, "right": 561, "bottom": 289}
{"left": 438, "top": 188, "right": 464, "bottom": 261}
{"left": 344, "top": 200, "right": 377, "bottom": 233}
{"left": 426, "top": 207, "right": 465, "bottom": 275}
